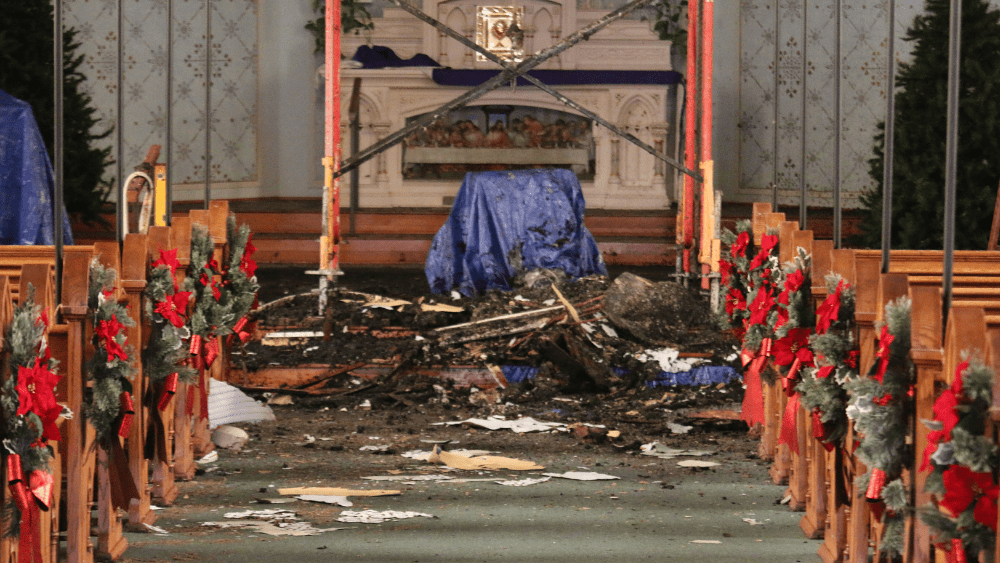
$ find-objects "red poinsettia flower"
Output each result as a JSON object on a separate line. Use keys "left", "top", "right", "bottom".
{"left": 783, "top": 269, "right": 806, "bottom": 296}
{"left": 725, "top": 288, "right": 747, "bottom": 316}
{"left": 152, "top": 248, "right": 182, "bottom": 275}
{"left": 815, "top": 280, "right": 846, "bottom": 334}
{"left": 241, "top": 234, "right": 258, "bottom": 278}
{"left": 206, "top": 257, "right": 219, "bottom": 272}
{"left": 96, "top": 314, "right": 128, "bottom": 362}
{"left": 748, "top": 286, "right": 776, "bottom": 326}
{"left": 16, "top": 358, "right": 63, "bottom": 441}
{"left": 873, "top": 325, "right": 894, "bottom": 382}
{"left": 719, "top": 259, "right": 733, "bottom": 286}
{"left": 37, "top": 310, "right": 49, "bottom": 329}
{"left": 940, "top": 465, "right": 999, "bottom": 530}
{"left": 771, "top": 327, "right": 815, "bottom": 368}
{"left": 731, "top": 231, "right": 750, "bottom": 259}
{"left": 815, "top": 365, "right": 835, "bottom": 379}
{"left": 873, "top": 394, "right": 892, "bottom": 406}
{"left": 923, "top": 388, "right": 962, "bottom": 471}
{"left": 154, "top": 290, "right": 192, "bottom": 328}
{"left": 951, "top": 360, "right": 969, "bottom": 397}
{"left": 200, "top": 273, "right": 222, "bottom": 301}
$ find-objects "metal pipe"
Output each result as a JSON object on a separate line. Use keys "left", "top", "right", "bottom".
{"left": 682, "top": 0, "right": 698, "bottom": 274}
{"left": 54, "top": 0, "right": 64, "bottom": 306}
{"left": 333, "top": 0, "right": 656, "bottom": 181}
{"left": 833, "top": 0, "right": 842, "bottom": 248}
{"left": 386, "top": 0, "right": 698, "bottom": 178}
{"left": 166, "top": 0, "right": 173, "bottom": 224}
{"left": 349, "top": 78, "right": 361, "bottom": 235}
{"left": 799, "top": 0, "right": 807, "bottom": 229}
{"left": 204, "top": 0, "right": 212, "bottom": 209}
{"left": 772, "top": 0, "right": 780, "bottom": 211}
{"left": 117, "top": 0, "right": 124, "bottom": 244}
{"left": 881, "top": 0, "right": 897, "bottom": 274}
{"left": 943, "top": 0, "right": 962, "bottom": 325}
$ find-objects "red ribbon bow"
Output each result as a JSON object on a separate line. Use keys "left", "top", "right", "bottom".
{"left": 118, "top": 392, "right": 136, "bottom": 438}
{"left": 740, "top": 339, "right": 772, "bottom": 428}
{"left": 158, "top": 372, "right": 180, "bottom": 411}
{"left": 7, "top": 454, "right": 45, "bottom": 563}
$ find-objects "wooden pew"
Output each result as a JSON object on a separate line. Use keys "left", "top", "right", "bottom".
{"left": 146, "top": 225, "right": 186, "bottom": 506}
{"left": 120, "top": 233, "right": 157, "bottom": 530}
{"left": 92, "top": 241, "right": 130, "bottom": 560}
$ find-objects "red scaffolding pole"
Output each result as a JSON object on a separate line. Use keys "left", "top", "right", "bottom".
{"left": 681, "top": 0, "right": 699, "bottom": 275}
{"left": 699, "top": 0, "right": 715, "bottom": 290}
{"left": 323, "top": 0, "right": 342, "bottom": 281}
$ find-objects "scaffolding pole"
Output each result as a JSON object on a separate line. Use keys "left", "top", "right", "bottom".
{"left": 319, "top": 0, "right": 343, "bottom": 315}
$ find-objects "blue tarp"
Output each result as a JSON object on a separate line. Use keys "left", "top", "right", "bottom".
{"left": 426, "top": 168, "right": 606, "bottom": 296}
{"left": 432, "top": 69, "right": 683, "bottom": 87}
{"left": 501, "top": 365, "right": 741, "bottom": 387}
{"left": 0, "top": 89, "right": 73, "bottom": 245}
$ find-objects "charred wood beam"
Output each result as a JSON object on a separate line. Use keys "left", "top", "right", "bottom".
{"left": 333, "top": 0, "right": 656, "bottom": 180}
{"left": 385, "top": 0, "right": 701, "bottom": 181}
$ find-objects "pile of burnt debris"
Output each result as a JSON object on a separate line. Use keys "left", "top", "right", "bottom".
{"left": 234, "top": 271, "right": 743, "bottom": 415}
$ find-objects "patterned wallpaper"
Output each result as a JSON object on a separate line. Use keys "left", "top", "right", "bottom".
{"left": 64, "top": 0, "right": 258, "bottom": 189}
{"left": 739, "top": 0, "right": 923, "bottom": 208}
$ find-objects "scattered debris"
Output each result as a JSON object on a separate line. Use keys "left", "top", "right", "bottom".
{"left": 542, "top": 471, "right": 620, "bottom": 481}
{"left": 676, "top": 460, "right": 720, "bottom": 468}
{"left": 689, "top": 540, "right": 723, "bottom": 545}
{"left": 296, "top": 495, "right": 353, "bottom": 507}
{"left": 203, "top": 509, "right": 346, "bottom": 536}
{"left": 666, "top": 422, "right": 693, "bottom": 434}
{"left": 211, "top": 425, "right": 249, "bottom": 451}
{"left": 195, "top": 450, "right": 219, "bottom": 464}
{"left": 639, "top": 443, "right": 713, "bottom": 459}
{"left": 208, "top": 379, "right": 275, "bottom": 428}
{"left": 267, "top": 394, "right": 294, "bottom": 406}
{"left": 436, "top": 416, "right": 565, "bottom": 434}
{"left": 262, "top": 331, "right": 324, "bottom": 346}
{"left": 742, "top": 518, "right": 764, "bottom": 525}
{"left": 362, "top": 475, "right": 454, "bottom": 482}
{"left": 142, "top": 523, "right": 169, "bottom": 535}
{"left": 277, "top": 487, "right": 401, "bottom": 497}
{"left": 495, "top": 477, "right": 551, "bottom": 487}
{"left": 426, "top": 445, "right": 543, "bottom": 471}
{"left": 336, "top": 510, "right": 435, "bottom": 524}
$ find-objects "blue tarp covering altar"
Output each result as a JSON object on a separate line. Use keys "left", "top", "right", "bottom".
{"left": 0, "top": 89, "right": 73, "bottom": 245}
{"left": 426, "top": 168, "right": 606, "bottom": 296}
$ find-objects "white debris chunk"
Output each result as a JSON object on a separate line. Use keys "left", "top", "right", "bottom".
{"left": 336, "top": 510, "right": 435, "bottom": 524}
{"left": 542, "top": 471, "right": 620, "bottom": 481}
{"left": 495, "top": 477, "right": 551, "bottom": 487}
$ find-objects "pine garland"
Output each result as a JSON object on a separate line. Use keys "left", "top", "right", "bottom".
{"left": 142, "top": 249, "right": 196, "bottom": 387}
{"left": 189, "top": 227, "right": 230, "bottom": 340}
{"left": 845, "top": 296, "right": 913, "bottom": 556}
{"left": 797, "top": 274, "right": 858, "bottom": 449}
{"left": 1, "top": 286, "right": 59, "bottom": 535}
{"left": 921, "top": 356, "right": 998, "bottom": 561}
{"left": 86, "top": 260, "right": 136, "bottom": 442}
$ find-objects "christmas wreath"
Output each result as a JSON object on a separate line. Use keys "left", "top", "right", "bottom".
{"left": 718, "top": 220, "right": 753, "bottom": 341}
{"left": 773, "top": 249, "right": 816, "bottom": 454}
{"left": 845, "top": 296, "right": 913, "bottom": 556}
{"left": 1, "top": 286, "right": 59, "bottom": 556}
{"left": 86, "top": 260, "right": 137, "bottom": 441}
{"left": 921, "top": 356, "right": 998, "bottom": 562}
{"left": 796, "top": 275, "right": 858, "bottom": 450}
{"left": 143, "top": 248, "right": 198, "bottom": 415}
{"left": 736, "top": 229, "right": 781, "bottom": 427}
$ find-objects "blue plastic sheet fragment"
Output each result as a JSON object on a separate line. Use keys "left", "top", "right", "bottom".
{"left": 426, "top": 169, "right": 606, "bottom": 296}
{"left": 502, "top": 364, "right": 739, "bottom": 387}
{"left": 0, "top": 89, "right": 74, "bottom": 245}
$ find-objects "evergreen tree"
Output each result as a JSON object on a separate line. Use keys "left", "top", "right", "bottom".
{"left": 0, "top": 0, "right": 113, "bottom": 224}
{"left": 857, "top": 0, "right": 1000, "bottom": 250}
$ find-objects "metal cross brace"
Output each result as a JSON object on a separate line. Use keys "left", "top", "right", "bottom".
{"left": 333, "top": 0, "right": 658, "bottom": 181}
{"left": 387, "top": 0, "right": 701, "bottom": 181}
